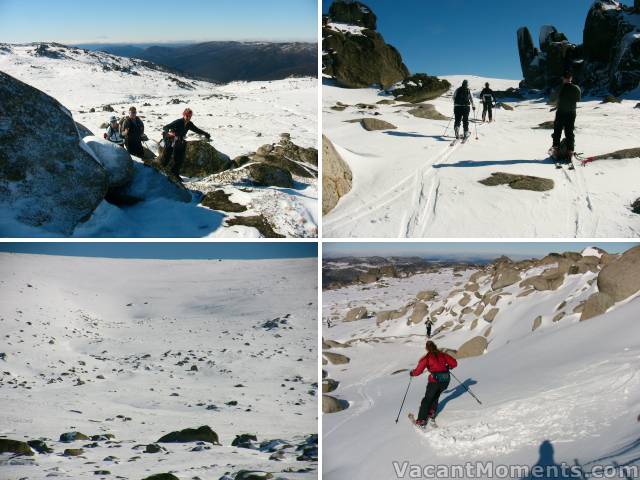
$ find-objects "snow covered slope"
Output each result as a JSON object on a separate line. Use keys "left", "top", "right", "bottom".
{"left": 0, "top": 253, "right": 317, "bottom": 479}
{"left": 323, "top": 75, "right": 640, "bottom": 237}
{"left": 0, "top": 43, "right": 317, "bottom": 237}
{"left": 322, "top": 250, "right": 640, "bottom": 479}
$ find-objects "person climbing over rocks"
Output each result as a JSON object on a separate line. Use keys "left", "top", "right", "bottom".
{"left": 121, "top": 106, "right": 145, "bottom": 158}
{"left": 161, "top": 108, "right": 211, "bottom": 180}
{"left": 409, "top": 340, "right": 457, "bottom": 427}
{"left": 452, "top": 79, "right": 475, "bottom": 139}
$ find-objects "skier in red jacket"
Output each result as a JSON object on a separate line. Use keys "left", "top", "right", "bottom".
{"left": 410, "top": 341, "right": 458, "bottom": 426}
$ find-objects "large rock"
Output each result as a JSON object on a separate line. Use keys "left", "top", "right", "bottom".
{"left": 407, "top": 104, "right": 449, "bottom": 120}
{"left": 580, "top": 292, "right": 615, "bottom": 321}
{"left": 181, "top": 140, "right": 231, "bottom": 177}
{"left": 323, "top": 378, "right": 340, "bottom": 393}
{"left": 323, "top": 395, "right": 349, "bottom": 413}
{"left": 157, "top": 425, "right": 220, "bottom": 445}
{"left": 234, "top": 471, "right": 274, "bottom": 480}
{"left": 142, "top": 475, "right": 180, "bottom": 480}
{"left": 517, "top": 27, "right": 546, "bottom": 89}
{"left": 376, "top": 306, "right": 408, "bottom": 324}
{"left": 520, "top": 270, "right": 566, "bottom": 291}
{"left": 246, "top": 163, "right": 293, "bottom": 188}
{"left": 408, "top": 302, "right": 429, "bottom": 324}
{"left": 323, "top": 352, "right": 350, "bottom": 365}
{"left": 416, "top": 290, "right": 438, "bottom": 301}
{"left": 456, "top": 336, "right": 488, "bottom": 359}
{"left": 596, "top": 245, "right": 640, "bottom": 302}
{"left": 492, "top": 268, "right": 521, "bottom": 290}
{"left": 390, "top": 74, "right": 451, "bottom": 103}
{"left": 479, "top": 172, "right": 554, "bottom": 192}
{"left": 0, "top": 71, "right": 108, "bottom": 235}
{"left": 323, "top": 4, "right": 409, "bottom": 89}
{"left": 271, "top": 137, "right": 318, "bottom": 166}
{"left": 583, "top": 1, "right": 623, "bottom": 63}
{"left": 329, "top": 0, "right": 377, "bottom": 30}
{"left": 0, "top": 439, "right": 33, "bottom": 456}
{"left": 322, "top": 135, "right": 352, "bottom": 215}
{"left": 82, "top": 136, "right": 134, "bottom": 188}
{"left": 361, "top": 118, "right": 397, "bottom": 131}
{"left": 344, "top": 306, "right": 367, "bottom": 321}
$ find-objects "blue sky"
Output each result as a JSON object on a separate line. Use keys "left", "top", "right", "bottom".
{"left": 323, "top": 242, "right": 638, "bottom": 260}
{"left": 0, "top": 242, "right": 317, "bottom": 260}
{"left": 324, "top": 0, "right": 635, "bottom": 79}
{"left": 0, "top": 0, "right": 318, "bottom": 44}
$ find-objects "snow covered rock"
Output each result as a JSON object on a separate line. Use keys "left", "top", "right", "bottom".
{"left": 322, "top": 135, "right": 352, "bottom": 215}
{"left": 328, "top": 0, "right": 377, "bottom": 30}
{"left": 407, "top": 103, "right": 449, "bottom": 120}
{"left": 491, "top": 267, "right": 521, "bottom": 290}
{"left": 323, "top": 395, "right": 349, "bottom": 413}
{"left": 596, "top": 245, "right": 640, "bottom": 302}
{"left": 455, "top": 336, "right": 488, "bottom": 358}
{"left": 82, "top": 136, "right": 134, "bottom": 188}
{"left": 234, "top": 470, "right": 274, "bottom": 480}
{"left": 324, "top": 352, "right": 350, "bottom": 365}
{"left": 105, "top": 160, "right": 192, "bottom": 205}
{"left": 417, "top": 290, "right": 438, "bottom": 301}
{"left": 390, "top": 74, "right": 451, "bottom": 103}
{"left": 246, "top": 163, "right": 293, "bottom": 188}
{"left": 0, "top": 71, "right": 108, "bottom": 235}
{"left": 323, "top": 1, "right": 408, "bottom": 89}
{"left": 323, "top": 378, "right": 340, "bottom": 393}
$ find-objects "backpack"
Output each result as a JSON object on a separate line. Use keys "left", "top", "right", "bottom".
{"left": 454, "top": 87, "right": 469, "bottom": 105}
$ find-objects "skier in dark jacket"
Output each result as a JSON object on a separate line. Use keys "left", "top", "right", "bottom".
{"left": 480, "top": 82, "right": 495, "bottom": 123}
{"left": 161, "top": 108, "right": 211, "bottom": 178}
{"left": 452, "top": 79, "right": 475, "bottom": 139}
{"left": 410, "top": 340, "right": 458, "bottom": 426}
{"left": 551, "top": 72, "right": 581, "bottom": 160}
{"left": 425, "top": 319, "right": 433, "bottom": 338}
{"left": 121, "top": 106, "right": 145, "bottom": 158}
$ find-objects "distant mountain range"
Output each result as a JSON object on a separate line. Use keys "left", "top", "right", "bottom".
{"left": 77, "top": 41, "right": 317, "bottom": 83}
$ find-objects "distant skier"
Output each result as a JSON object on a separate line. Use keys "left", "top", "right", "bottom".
{"left": 425, "top": 319, "right": 433, "bottom": 338}
{"left": 121, "top": 106, "right": 145, "bottom": 158}
{"left": 452, "top": 79, "right": 475, "bottom": 139}
{"left": 161, "top": 108, "right": 211, "bottom": 179}
{"left": 480, "top": 82, "right": 495, "bottom": 123}
{"left": 409, "top": 340, "right": 457, "bottom": 427}
{"left": 551, "top": 71, "right": 581, "bottom": 161}
{"left": 103, "top": 115, "right": 124, "bottom": 146}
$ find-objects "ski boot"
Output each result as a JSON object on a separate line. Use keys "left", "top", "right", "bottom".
{"left": 550, "top": 146, "right": 559, "bottom": 159}
{"left": 415, "top": 418, "right": 427, "bottom": 428}
{"left": 454, "top": 126, "right": 459, "bottom": 139}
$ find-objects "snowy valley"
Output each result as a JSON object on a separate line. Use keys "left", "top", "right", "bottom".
{"left": 0, "top": 253, "right": 318, "bottom": 479}
{"left": 322, "top": 246, "right": 640, "bottom": 479}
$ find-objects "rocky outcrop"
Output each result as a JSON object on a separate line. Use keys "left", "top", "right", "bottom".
{"left": 323, "top": 1, "right": 409, "bottom": 88}
{"left": 0, "top": 439, "right": 33, "bottom": 456}
{"left": 0, "top": 71, "right": 108, "bottom": 235}
{"left": 323, "top": 378, "right": 340, "bottom": 393}
{"left": 361, "top": 118, "right": 397, "bottom": 131}
{"left": 456, "top": 336, "right": 488, "bottom": 358}
{"left": 246, "top": 163, "right": 293, "bottom": 188}
{"left": 596, "top": 245, "right": 640, "bottom": 302}
{"left": 408, "top": 302, "right": 429, "bottom": 324}
{"left": 181, "top": 140, "right": 231, "bottom": 177}
{"left": 517, "top": 2, "right": 640, "bottom": 94}
{"left": 417, "top": 290, "right": 438, "bottom": 301}
{"left": 406, "top": 104, "right": 449, "bottom": 120}
{"left": 322, "top": 135, "right": 352, "bottom": 215}
{"left": 580, "top": 292, "right": 615, "bottom": 321}
{"left": 376, "top": 306, "right": 408, "bottom": 324}
{"left": 390, "top": 74, "right": 451, "bottom": 103}
{"left": 323, "top": 351, "right": 350, "bottom": 365}
{"left": 491, "top": 267, "right": 521, "bottom": 290}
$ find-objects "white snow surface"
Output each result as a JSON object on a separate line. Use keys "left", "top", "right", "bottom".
{"left": 322, "top": 75, "right": 640, "bottom": 238}
{"left": 323, "top": 265, "right": 640, "bottom": 479}
{"left": 0, "top": 44, "right": 318, "bottom": 237}
{"left": 0, "top": 253, "right": 318, "bottom": 479}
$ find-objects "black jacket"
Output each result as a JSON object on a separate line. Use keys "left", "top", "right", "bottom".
{"left": 480, "top": 87, "right": 494, "bottom": 104}
{"left": 557, "top": 83, "right": 581, "bottom": 113}
{"left": 121, "top": 117, "right": 144, "bottom": 140}
{"left": 163, "top": 118, "right": 208, "bottom": 140}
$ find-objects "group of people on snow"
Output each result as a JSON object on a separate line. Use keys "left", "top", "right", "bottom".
{"left": 450, "top": 71, "right": 581, "bottom": 161}
{"left": 103, "top": 106, "right": 211, "bottom": 180}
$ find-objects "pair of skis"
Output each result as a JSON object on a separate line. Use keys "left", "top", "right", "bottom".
{"left": 408, "top": 412, "right": 438, "bottom": 430}
{"left": 549, "top": 148, "right": 576, "bottom": 170}
{"left": 450, "top": 133, "right": 471, "bottom": 147}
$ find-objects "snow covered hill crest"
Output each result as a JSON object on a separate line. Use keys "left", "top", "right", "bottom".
{"left": 322, "top": 245, "right": 640, "bottom": 479}
{"left": 0, "top": 43, "right": 318, "bottom": 237}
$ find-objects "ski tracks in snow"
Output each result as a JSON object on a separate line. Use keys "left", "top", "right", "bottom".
{"left": 557, "top": 165, "right": 599, "bottom": 237}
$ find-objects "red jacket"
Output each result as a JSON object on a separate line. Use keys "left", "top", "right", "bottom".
{"left": 410, "top": 352, "right": 457, "bottom": 383}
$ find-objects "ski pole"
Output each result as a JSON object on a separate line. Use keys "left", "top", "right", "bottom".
{"left": 473, "top": 108, "right": 479, "bottom": 140}
{"left": 450, "top": 370, "right": 482, "bottom": 405}
{"left": 443, "top": 116, "right": 452, "bottom": 138}
{"left": 395, "top": 376, "right": 412, "bottom": 423}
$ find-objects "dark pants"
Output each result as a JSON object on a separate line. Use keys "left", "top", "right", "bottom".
{"left": 417, "top": 379, "right": 449, "bottom": 421}
{"left": 426, "top": 322, "right": 432, "bottom": 338}
{"left": 125, "top": 138, "right": 144, "bottom": 159}
{"left": 552, "top": 111, "right": 576, "bottom": 151}
{"left": 454, "top": 106, "right": 470, "bottom": 134}
{"left": 482, "top": 102, "right": 493, "bottom": 121}
{"left": 162, "top": 138, "right": 187, "bottom": 177}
